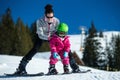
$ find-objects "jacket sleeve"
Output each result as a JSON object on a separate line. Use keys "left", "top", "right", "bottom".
{"left": 36, "top": 19, "right": 48, "bottom": 40}
{"left": 64, "top": 37, "right": 71, "bottom": 52}
{"left": 49, "top": 38, "right": 57, "bottom": 53}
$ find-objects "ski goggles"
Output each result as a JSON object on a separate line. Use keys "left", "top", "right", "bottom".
{"left": 58, "top": 31, "right": 67, "bottom": 37}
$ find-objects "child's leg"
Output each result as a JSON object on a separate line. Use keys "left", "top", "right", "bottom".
{"left": 59, "top": 52, "right": 69, "bottom": 65}
{"left": 48, "top": 54, "right": 58, "bottom": 75}
{"left": 59, "top": 53, "right": 70, "bottom": 73}
{"left": 49, "top": 53, "right": 58, "bottom": 65}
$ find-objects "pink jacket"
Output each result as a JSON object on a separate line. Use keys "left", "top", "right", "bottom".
{"left": 49, "top": 34, "right": 71, "bottom": 53}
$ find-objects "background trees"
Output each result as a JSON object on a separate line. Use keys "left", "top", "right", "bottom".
{"left": 0, "top": 8, "right": 50, "bottom": 56}
{"left": 82, "top": 21, "right": 101, "bottom": 67}
{"left": 82, "top": 22, "right": 120, "bottom": 71}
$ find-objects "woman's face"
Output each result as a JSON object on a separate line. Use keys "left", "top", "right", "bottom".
{"left": 46, "top": 13, "right": 54, "bottom": 23}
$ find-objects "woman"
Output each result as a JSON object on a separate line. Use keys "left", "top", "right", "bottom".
{"left": 14, "top": 4, "right": 59, "bottom": 75}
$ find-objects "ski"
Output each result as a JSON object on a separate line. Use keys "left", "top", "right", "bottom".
{"left": 45, "top": 70, "right": 91, "bottom": 76}
{"left": 72, "top": 69, "right": 91, "bottom": 74}
{"left": 4, "top": 70, "right": 91, "bottom": 77}
{"left": 4, "top": 72, "right": 44, "bottom": 77}
{"left": 45, "top": 72, "right": 72, "bottom": 76}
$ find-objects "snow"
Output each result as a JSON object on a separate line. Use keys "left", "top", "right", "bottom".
{"left": 0, "top": 31, "right": 120, "bottom": 80}
{"left": 0, "top": 54, "right": 120, "bottom": 80}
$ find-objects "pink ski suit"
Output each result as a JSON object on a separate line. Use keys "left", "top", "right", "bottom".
{"left": 49, "top": 34, "right": 71, "bottom": 65}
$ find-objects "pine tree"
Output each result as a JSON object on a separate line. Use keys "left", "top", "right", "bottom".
{"left": 114, "top": 34, "right": 120, "bottom": 70}
{"left": 83, "top": 37, "right": 101, "bottom": 67}
{"left": 83, "top": 21, "right": 100, "bottom": 67}
{"left": 0, "top": 8, "right": 15, "bottom": 54}
{"left": 25, "top": 24, "right": 33, "bottom": 53}
{"left": 11, "top": 24, "right": 21, "bottom": 55}
{"left": 107, "top": 34, "right": 120, "bottom": 71}
{"left": 30, "top": 21, "right": 37, "bottom": 43}
{"left": 0, "top": 8, "right": 33, "bottom": 56}
{"left": 106, "top": 34, "right": 116, "bottom": 70}
{"left": 14, "top": 17, "right": 33, "bottom": 56}
{"left": 99, "top": 31, "right": 104, "bottom": 37}
{"left": 88, "top": 21, "right": 97, "bottom": 38}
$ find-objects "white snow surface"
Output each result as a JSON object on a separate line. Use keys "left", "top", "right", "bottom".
{"left": 0, "top": 31, "right": 120, "bottom": 80}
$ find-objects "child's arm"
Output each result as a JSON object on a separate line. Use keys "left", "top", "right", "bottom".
{"left": 49, "top": 38, "right": 57, "bottom": 53}
{"left": 64, "top": 38, "right": 71, "bottom": 52}
{"left": 63, "top": 38, "right": 70, "bottom": 58}
{"left": 49, "top": 38, "right": 59, "bottom": 59}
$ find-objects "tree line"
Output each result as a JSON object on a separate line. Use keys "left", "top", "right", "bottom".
{"left": 82, "top": 21, "right": 120, "bottom": 71}
{"left": 0, "top": 8, "right": 50, "bottom": 56}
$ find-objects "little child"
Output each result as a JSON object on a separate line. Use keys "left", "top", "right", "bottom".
{"left": 48, "top": 23, "right": 71, "bottom": 75}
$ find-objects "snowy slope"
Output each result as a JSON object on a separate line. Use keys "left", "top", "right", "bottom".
{"left": 0, "top": 31, "right": 120, "bottom": 80}
{"left": 0, "top": 54, "right": 120, "bottom": 80}
{"left": 69, "top": 31, "right": 120, "bottom": 58}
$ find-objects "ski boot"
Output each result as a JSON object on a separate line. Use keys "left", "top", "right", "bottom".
{"left": 69, "top": 58, "right": 81, "bottom": 73}
{"left": 14, "top": 68, "right": 27, "bottom": 75}
{"left": 71, "top": 63, "right": 81, "bottom": 73}
{"left": 69, "top": 51, "right": 81, "bottom": 73}
{"left": 72, "top": 68, "right": 81, "bottom": 73}
{"left": 63, "top": 65, "right": 70, "bottom": 74}
{"left": 13, "top": 58, "right": 29, "bottom": 75}
{"left": 47, "top": 64, "right": 58, "bottom": 75}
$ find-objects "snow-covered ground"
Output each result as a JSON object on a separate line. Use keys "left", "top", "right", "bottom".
{"left": 0, "top": 31, "right": 120, "bottom": 80}
{"left": 0, "top": 54, "right": 120, "bottom": 80}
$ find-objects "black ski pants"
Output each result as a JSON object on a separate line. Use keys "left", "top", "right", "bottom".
{"left": 22, "top": 35, "right": 47, "bottom": 61}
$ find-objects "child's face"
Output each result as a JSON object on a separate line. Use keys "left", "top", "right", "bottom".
{"left": 58, "top": 32, "right": 66, "bottom": 38}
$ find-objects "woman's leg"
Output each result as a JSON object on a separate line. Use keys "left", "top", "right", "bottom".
{"left": 14, "top": 35, "right": 43, "bottom": 74}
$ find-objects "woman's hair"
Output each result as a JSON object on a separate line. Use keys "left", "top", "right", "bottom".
{"left": 44, "top": 4, "right": 54, "bottom": 15}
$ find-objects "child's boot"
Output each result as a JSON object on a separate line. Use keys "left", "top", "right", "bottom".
{"left": 63, "top": 65, "right": 70, "bottom": 74}
{"left": 48, "top": 64, "right": 58, "bottom": 75}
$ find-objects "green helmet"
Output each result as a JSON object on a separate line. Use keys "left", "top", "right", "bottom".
{"left": 57, "top": 23, "right": 69, "bottom": 33}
